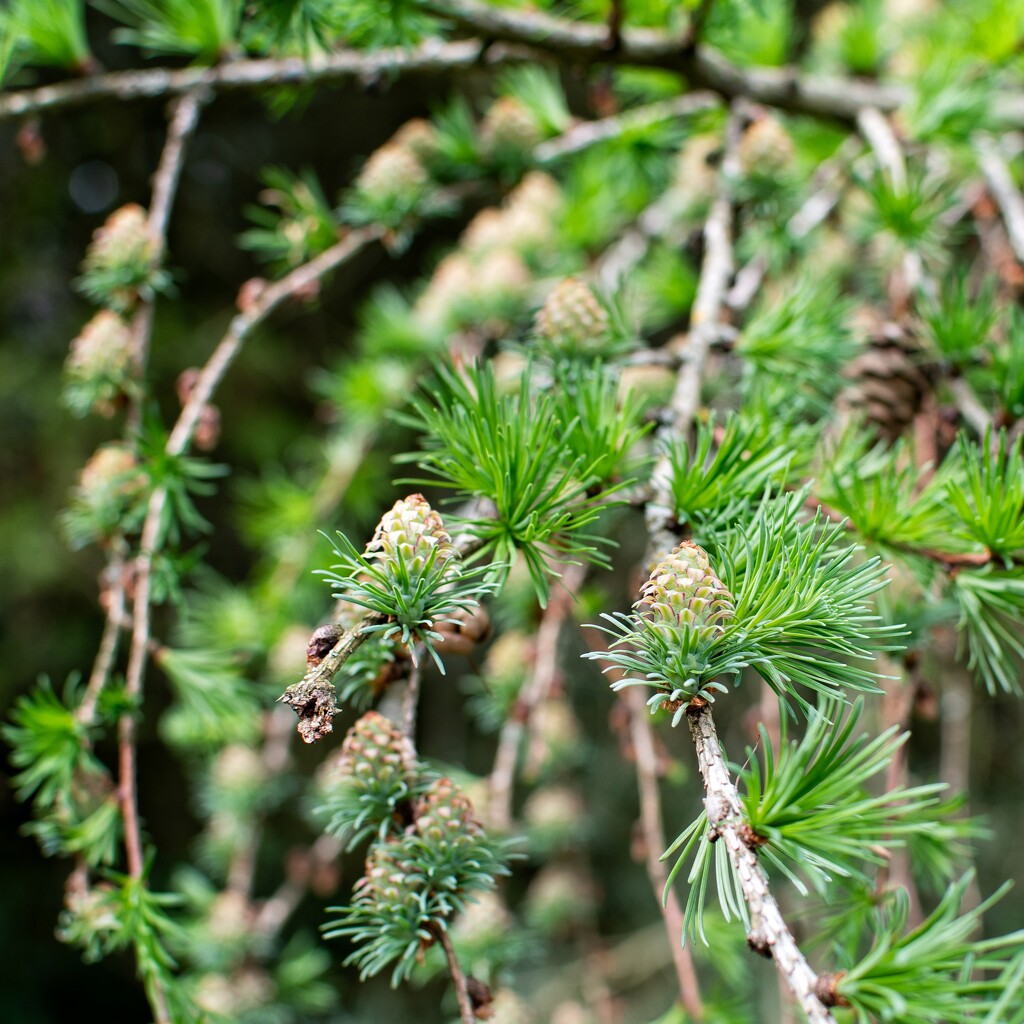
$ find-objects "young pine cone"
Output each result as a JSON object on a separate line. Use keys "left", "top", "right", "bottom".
{"left": 637, "top": 541, "right": 735, "bottom": 635}
{"left": 336, "top": 711, "right": 416, "bottom": 792}
{"left": 364, "top": 493, "right": 457, "bottom": 576}
{"left": 533, "top": 277, "right": 610, "bottom": 353}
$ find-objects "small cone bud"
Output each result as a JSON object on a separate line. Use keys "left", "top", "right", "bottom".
{"left": 414, "top": 776, "right": 482, "bottom": 847}
{"left": 365, "top": 493, "right": 457, "bottom": 576}
{"left": 354, "top": 840, "right": 423, "bottom": 916}
{"left": 739, "top": 113, "right": 795, "bottom": 176}
{"left": 66, "top": 311, "right": 133, "bottom": 386}
{"left": 534, "top": 278, "right": 609, "bottom": 352}
{"left": 79, "top": 444, "right": 144, "bottom": 500}
{"left": 355, "top": 142, "right": 427, "bottom": 201}
{"left": 637, "top": 541, "right": 735, "bottom": 633}
{"left": 481, "top": 96, "right": 543, "bottom": 155}
{"left": 85, "top": 203, "right": 155, "bottom": 270}
{"left": 391, "top": 118, "right": 438, "bottom": 161}
{"left": 337, "top": 711, "right": 416, "bottom": 790}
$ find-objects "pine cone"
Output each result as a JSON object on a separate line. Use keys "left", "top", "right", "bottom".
{"left": 480, "top": 97, "right": 543, "bottom": 156}
{"left": 85, "top": 203, "right": 156, "bottom": 272}
{"left": 637, "top": 541, "right": 735, "bottom": 634}
{"left": 78, "top": 444, "right": 145, "bottom": 500}
{"left": 839, "top": 322, "right": 936, "bottom": 442}
{"left": 66, "top": 311, "right": 133, "bottom": 383}
{"left": 355, "top": 142, "right": 427, "bottom": 201}
{"left": 364, "top": 493, "right": 457, "bottom": 576}
{"left": 337, "top": 711, "right": 416, "bottom": 791}
{"left": 355, "top": 840, "right": 424, "bottom": 915}
{"left": 414, "top": 777, "right": 482, "bottom": 847}
{"left": 534, "top": 277, "right": 610, "bottom": 353}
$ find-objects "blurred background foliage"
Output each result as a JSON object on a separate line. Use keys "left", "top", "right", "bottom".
{"left": 2, "top": 1, "right": 1024, "bottom": 1023}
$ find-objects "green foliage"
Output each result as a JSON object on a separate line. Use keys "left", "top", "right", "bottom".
{"left": 318, "top": 500, "right": 499, "bottom": 671}
{"left": 137, "top": 427, "right": 229, "bottom": 544}
{"left": 59, "top": 871, "right": 193, "bottom": 1019}
{"left": 836, "top": 874, "right": 1024, "bottom": 1023}
{"left": 664, "top": 412, "right": 792, "bottom": 525}
{"left": 993, "top": 306, "right": 1024, "bottom": 420}
{"left": 326, "top": 0, "right": 437, "bottom": 49}
{"left": 549, "top": 364, "right": 652, "bottom": 485}
{"left": 944, "top": 431, "right": 1024, "bottom": 562}
{"left": 853, "top": 166, "right": 952, "bottom": 265}
{"left": 397, "top": 363, "right": 627, "bottom": 604}
{"left": 590, "top": 493, "right": 901, "bottom": 715}
{"left": 157, "top": 647, "right": 264, "bottom": 749}
{"left": 705, "top": 0, "right": 792, "bottom": 67}
{"left": 736, "top": 275, "right": 858, "bottom": 416}
{"left": 818, "top": 437, "right": 962, "bottom": 567}
{"left": 95, "top": 0, "right": 241, "bottom": 60}
{"left": 922, "top": 272, "right": 998, "bottom": 365}
{"left": 664, "top": 698, "right": 979, "bottom": 943}
{"left": 2, "top": 0, "right": 91, "bottom": 72}
{"left": 730, "top": 700, "right": 972, "bottom": 891}
{"left": 3, "top": 677, "right": 99, "bottom": 808}
{"left": 240, "top": 167, "right": 340, "bottom": 273}
{"left": 496, "top": 65, "right": 571, "bottom": 138}
{"left": 952, "top": 566, "right": 1024, "bottom": 695}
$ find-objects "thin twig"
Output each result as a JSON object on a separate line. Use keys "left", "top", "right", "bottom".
{"left": 646, "top": 106, "right": 742, "bottom": 554}
{"left": 948, "top": 377, "right": 994, "bottom": 437}
{"left": 129, "top": 87, "right": 209, "bottom": 424}
{"left": 439, "top": 925, "right": 476, "bottom": 1024}
{"left": 77, "top": 548, "right": 127, "bottom": 728}
{"left": 402, "top": 660, "right": 422, "bottom": 741}
{"left": 974, "top": 134, "right": 1024, "bottom": 266}
{"left": 536, "top": 92, "right": 720, "bottom": 163}
{"left": 488, "top": 561, "right": 587, "bottom": 832}
{"left": 687, "top": 705, "right": 838, "bottom": 1024}
{"left": 637, "top": 101, "right": 836, "bottom": 1021}
{"left": 120, "top": 229, "right": 381, "bottom": 894}
{"left": 0, "top": 39, "right": 518, "bottom": 120}
{"left": 857, "top": 107, "right": 907, "bottom": 192}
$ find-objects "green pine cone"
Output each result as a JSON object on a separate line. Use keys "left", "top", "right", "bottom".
{"left": 481, "top": 96, "right": 543, "bottom": 155}
{"left": 365, "top": 493, "right": 457, "bottom": 577}
{"left": 338, "top": 711, "right": 416, "bottom": 791}
{"left": 534, "top": 277, "right": 610, "bottom": 352}
{"left": 414, "top": 776, "right": 481, "bottom": 848}
{"left": 355, "top": 142, "right": 428, "bottom": 203}
{"left": 637, "top": 541, "right": 735, "bottom": 634}
{"left": 85, "top": 203, "right": 156, "bottom": 271}
{"left": 355, "top": 839, "right": 424, "bottom": 916}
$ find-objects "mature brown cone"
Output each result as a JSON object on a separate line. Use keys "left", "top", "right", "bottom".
{"left": 839, "top": 321, "right": 936, "bottom": 442}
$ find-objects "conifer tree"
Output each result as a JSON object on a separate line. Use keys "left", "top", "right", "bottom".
{"left": 4, "top": 2, "right": 1024, "bottom": 1022}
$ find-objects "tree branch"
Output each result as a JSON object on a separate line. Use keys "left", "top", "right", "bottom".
{"left": 422, "top": 0, "right": 907, "bottom": 121}
{"left": 0, "top": 39, "right": 520, "bottom": 120}
{"left": 633, "top": 102, "right": 837, "bottom": 1021}
{"left": 686, "top": 705, "right": 838, "bottom": 1024}
{"left": 974, "top": 133, "right": 1024, "bottom": 267}
{"left": 535, "top": 91, "right": 720, "bottom": 164}
{"left": 646, "top": 106, "right": 742, "bottom": 553}
{"left": 439, "top": 924, "right": 476, "bottom": 1024}
{"left": 488, "top": 561, "right": 587, "bottom": 832}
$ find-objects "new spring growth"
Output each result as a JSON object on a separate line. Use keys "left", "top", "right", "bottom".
{"left": 319, "top": 494, "right": 498, "bottom": 672}
{"left": 587, "top": 541, "right": 739, "bottom": 719}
